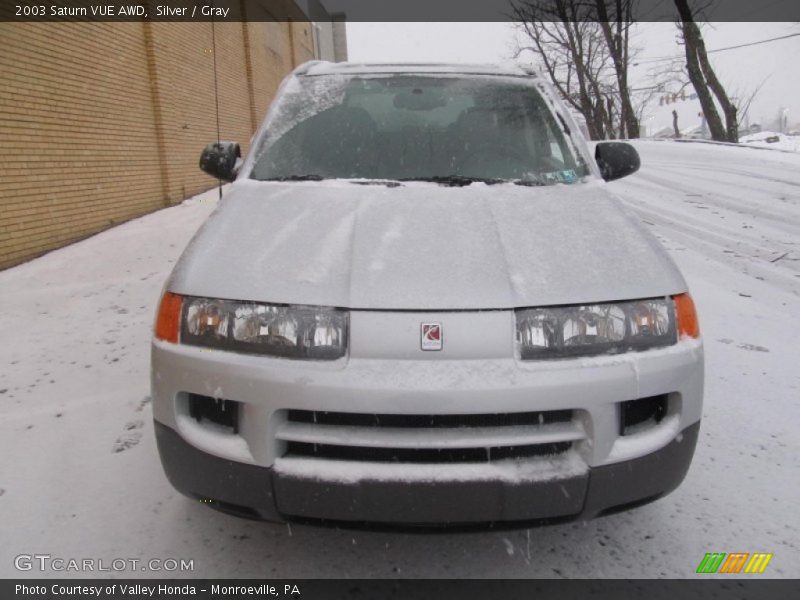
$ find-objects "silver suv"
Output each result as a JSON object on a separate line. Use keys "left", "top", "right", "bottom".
{"left": 152, "top": 62, "right": 703, "bottom": 525}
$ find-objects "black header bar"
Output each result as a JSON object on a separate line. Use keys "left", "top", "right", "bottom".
{"left": 3, "top": 0, "right": 800, "bottom": 22}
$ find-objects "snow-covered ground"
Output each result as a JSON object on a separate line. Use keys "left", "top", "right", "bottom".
{"left": 740, "top": 131, "right": 800, "bottom": 154}
{"left": 1, "top": 140, "right": 799, "bottom": 579}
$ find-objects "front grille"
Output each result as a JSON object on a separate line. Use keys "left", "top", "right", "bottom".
{"left": 285, "top": 441, "right": 573, "bottom": 462}
{"left": 286, "top": 409, "right": 573, "bottom": 428}
{"left": 276, "top": 409, "right": 582, "bottom": 465}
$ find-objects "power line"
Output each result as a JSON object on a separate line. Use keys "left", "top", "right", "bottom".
{"left": 634, "top": 32, "right": 800, "bottom": 66}
{"left": 706, "top": 32, "right": 800, "bottom": 54}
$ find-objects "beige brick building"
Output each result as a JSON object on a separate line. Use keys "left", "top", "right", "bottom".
{"left": 0, "top": 3, "right": 346, "bottom": 270}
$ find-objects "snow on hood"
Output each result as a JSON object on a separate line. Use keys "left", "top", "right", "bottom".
{"left": 167, "top": 179, "right": 686, "bottom": 310}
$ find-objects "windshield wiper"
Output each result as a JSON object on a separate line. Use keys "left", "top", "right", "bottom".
{"left": 261, "top": 174, "right": 326, "bottom": 182}
{"left": 400, "top": 175, "right": 505, "bottom": 187}
{"left": 513, "top": 178, "right": 547, "bottom": 186}
{"left": 350, "top": 179, "right": 403, "bottom": 188}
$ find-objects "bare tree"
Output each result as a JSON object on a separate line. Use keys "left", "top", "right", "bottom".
{"left": 730, "top": 77, "right": 768, "bottom": 134}
{"left": 593, "top": 0, "right": 640, "bottom": 137}
{"left": 629, "top": 51, "right": 695, "bottom": 136}
{"left": 511, "top": 0, "right": 630, "bottom": 140}
{"left": 511, "top": 0, "right": 640, "bottom": 139}
{"left": 673, "top": 0, "right": 738, "bottom": 142}
{"left": 630, "top": 84, "right": 661, "bottom": 136}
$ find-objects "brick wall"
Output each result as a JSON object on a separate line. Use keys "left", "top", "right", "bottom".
{"left": 0, "top": 17, "right": 314, "bottom": 270}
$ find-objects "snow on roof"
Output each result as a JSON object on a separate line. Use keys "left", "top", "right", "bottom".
{"left": 297, "top": 60, "right": 537, "bottom": 78}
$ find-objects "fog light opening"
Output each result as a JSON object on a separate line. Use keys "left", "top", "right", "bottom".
{"left": 187, "top": 393, "right": 241, "bottom": 434}
{"left": 619, "top": 394, "right": 668, "bottom": 436}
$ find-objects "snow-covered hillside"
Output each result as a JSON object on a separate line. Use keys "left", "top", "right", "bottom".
{"left": 740, "top": 131, "right": 800, "bottom": 153}
{"left": 1, "top": 141, "right": 798, "bottom": 578}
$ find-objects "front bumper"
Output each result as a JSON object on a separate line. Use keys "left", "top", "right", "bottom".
{"left": 155, "top": 419, "right": 700, "bottom": 524}
{"left": 151, "top": 331, "right": 703, "bottom": 524}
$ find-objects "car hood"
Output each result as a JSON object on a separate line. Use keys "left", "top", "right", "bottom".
{"left": 168, "top": 179, "right": 686, "bottom": 310}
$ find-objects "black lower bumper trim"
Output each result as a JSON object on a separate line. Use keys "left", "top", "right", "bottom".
{"left": 154, "top": 420, "right": 699, "bottom": 526}
{"left": 154, "top": 420, "right": 280, "bottom": 521}
{"left": 273, "top": 466, "right": 587, "bottom": 524}
{"left": 583, "top": 420, "right": 699, "bottom": 518}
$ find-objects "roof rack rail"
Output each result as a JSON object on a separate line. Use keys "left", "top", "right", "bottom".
{"left": 292, "top": 60, "right": 329, "bottom": 76}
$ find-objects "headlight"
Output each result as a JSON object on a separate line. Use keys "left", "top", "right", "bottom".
{"left": 515, "top": 298, "right": 676, "bottom": 359}
{"left": 181, "top": 296, "right": 348, "bottom": 359}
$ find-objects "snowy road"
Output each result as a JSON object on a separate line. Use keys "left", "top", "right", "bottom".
{"left": 1, "top": 141, "right": 798, "bottom": 579}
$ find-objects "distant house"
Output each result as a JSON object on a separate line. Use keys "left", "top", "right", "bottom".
{"left": 652, "top": 126, "right": 677, "bottom": 139}
{"left": 681, "top": 126, "right": 710, "bottom": 140}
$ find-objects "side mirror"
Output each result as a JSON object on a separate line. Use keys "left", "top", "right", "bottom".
{"left": 199, "top": 141, "right": 241, "bottom": 182}
{"left": 595, "top": 142, "right": 640, "bottom": 182}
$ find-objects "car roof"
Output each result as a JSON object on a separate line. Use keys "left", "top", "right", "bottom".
{"left": 296, "top": 61, "right": 538, "bottom": 78}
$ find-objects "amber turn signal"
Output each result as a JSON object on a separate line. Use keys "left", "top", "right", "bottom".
{"left": 155, "top": 291, "right": 183, "bottom": 343}
{"left": 673, "top": 293, "right": 700, "bottom": 339}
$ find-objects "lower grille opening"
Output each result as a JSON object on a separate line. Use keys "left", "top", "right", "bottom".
{"left": 287, "top": 409, "right": 573, "bottom": 428}
{"left": 284, "top": 441, "right": 572, "bottom": 463}
{"left": 620, "top": 394, "right": 668, "bottom": 436}
{"left": 187, "top": 393, "right": 240, "bottom": 434}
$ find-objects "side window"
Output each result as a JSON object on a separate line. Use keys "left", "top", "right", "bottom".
{"left": 549, "top": 141, "right": 566, "bottom": 164}
{"left": 540, "top": 114, "right": 577, "bottom": 171}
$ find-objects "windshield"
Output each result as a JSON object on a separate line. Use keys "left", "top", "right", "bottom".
{"left": 250, "top": 74, "right": 590, "bottom": 184}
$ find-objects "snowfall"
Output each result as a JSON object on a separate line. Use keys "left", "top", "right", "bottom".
{"left": 1, "top": 140, "right": 798, "bottom": 579}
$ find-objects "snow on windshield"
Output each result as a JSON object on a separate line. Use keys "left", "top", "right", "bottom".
{"left": 247, "top": 73, "right": 591, "bottom": 184}
{"left": 254, "top": 73, "right": 348, "bottom": 153}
